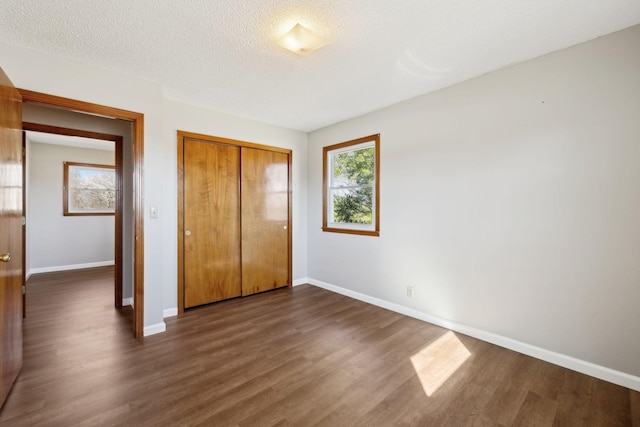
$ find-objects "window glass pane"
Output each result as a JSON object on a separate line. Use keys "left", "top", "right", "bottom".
{"left": 332, "top": 146, "right": 374, "bottom": 187}
{"left": 70, "top": 188, "right": 116, "bottom": 211}
{"left": 70, "top": 167, "right": 115, "bottom": 190}
{"left": 331, "top": 186, "right": 373, "bottom": 224}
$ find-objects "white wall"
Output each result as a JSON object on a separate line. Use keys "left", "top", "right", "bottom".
{"left": 308, "top": 24, "right": 640, "bottom": 384}
{"left": 27, "top": 142, "right": 115, "bottom": 271}
{"left": 0, "top": 40, "right": 309, "bottom": 333}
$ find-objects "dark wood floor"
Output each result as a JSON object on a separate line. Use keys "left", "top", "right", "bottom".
{"left": 1, "top": 267, "right": 638, "bottom": 426}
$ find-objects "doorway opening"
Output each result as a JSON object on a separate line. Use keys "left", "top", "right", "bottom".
{"left": 18, "top": 89, "right": 145, "bottom": 338}
{"left": 23, "top": 122, "right": 125, "bottom": 312}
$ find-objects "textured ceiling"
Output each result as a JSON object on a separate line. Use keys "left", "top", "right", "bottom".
{"left": 26, "top": 131, "right": 114, "bottom": 151}
{"left": 2, "top": 1, "right": 640, "bottom": 132}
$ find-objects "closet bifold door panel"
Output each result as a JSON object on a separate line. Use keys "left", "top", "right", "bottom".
{"left": 178, "top": 131, "right": 292, "bottom": 312}
{"left": 241, "top": 147, "right": 290, "bottom": 296}
{"left": 183, "top": 139, "right": 242, "bottom": 308}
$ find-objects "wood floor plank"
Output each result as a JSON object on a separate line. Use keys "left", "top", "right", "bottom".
{"left": 0, "top": 266, "right": 637, "bottom": 426}
{"left": 511, "top": 391, "right": 558, "bottom": 426}
{"left": 632, "top": 390, "right": 640, "bottom": 427}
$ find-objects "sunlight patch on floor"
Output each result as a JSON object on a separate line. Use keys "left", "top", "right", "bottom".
{"left": 410, "top": 331, "right": 471, "bottom": 396}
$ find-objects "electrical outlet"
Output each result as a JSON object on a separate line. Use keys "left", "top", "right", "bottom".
{"left": 407, "top": 286, "right": 414, "bottom": 298}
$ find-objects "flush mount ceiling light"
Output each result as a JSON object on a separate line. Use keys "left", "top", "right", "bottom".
{"left": 277, "top": 23, "right": 328, "bottom": 56}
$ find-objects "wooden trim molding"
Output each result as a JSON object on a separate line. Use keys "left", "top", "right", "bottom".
{"left": 178, "top": 130, "right": 292, "bottom": 154}
{"left": 22, "top": 122, "right": 121, "bottom": 141}
{"left": 177, "top": 134, "right": 185, "bottom": 314}
{"left": 19, "top": 89, "right": 145, "bottom": 338}
{"left": 21, "top": 132, "right": 26, "bottom": 318}
{"left": 287, "top": 149, "right": 293, "bottom": 291}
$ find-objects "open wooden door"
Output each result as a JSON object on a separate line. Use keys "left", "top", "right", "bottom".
{"left": 0, "top": 67, "right": 24, "bottom": 407}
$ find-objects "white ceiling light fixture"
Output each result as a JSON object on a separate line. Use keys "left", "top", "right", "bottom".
{"left": 277, "top": 23, "right": 328, "bottom": 56}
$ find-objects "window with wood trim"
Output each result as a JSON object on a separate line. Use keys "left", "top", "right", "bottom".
{"left": 63, "top": 162, "right": 115, "bottom": 216}
{"left": 323, "top": 134, "right": 380, "bottom": 236}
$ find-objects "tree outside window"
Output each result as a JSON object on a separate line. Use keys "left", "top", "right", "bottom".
{"left": 323, "top": 134, "right": 380, "bottom": 236}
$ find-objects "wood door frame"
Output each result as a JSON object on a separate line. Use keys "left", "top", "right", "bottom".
{"left": 177, "top": 130, "right": 293, "bottom": 314}
{"left": 21, "top": 132, "right": 26, "bottom": 318}
{"left": 18, "top": 89, "right": 145, "bottom": 338}
{"left": 22, "top": 122, "right": 124, "bottom": 309}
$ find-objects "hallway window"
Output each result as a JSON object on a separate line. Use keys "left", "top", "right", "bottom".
{"left": 63, "top": 162, "right": 115, "bottom": 216}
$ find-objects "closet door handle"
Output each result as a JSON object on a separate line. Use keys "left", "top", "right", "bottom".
{"left": 185, "top": 230, "right": 192, "bottom": 236}
{"left": 0, "top": 253, "right": 10, "bottom": 262}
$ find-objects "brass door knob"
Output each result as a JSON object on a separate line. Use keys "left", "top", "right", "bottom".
{"left": 0, "top": 253, "right": 10, "bottom": 262}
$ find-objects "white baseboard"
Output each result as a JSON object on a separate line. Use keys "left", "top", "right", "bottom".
{"left": 306, "top": 278, "right": 640, "bottom": 392}
{"left": 29, "top": 261, "right": 115, "bottom": 275}
{"left": 159, "top": 281, "right": 307, "bottom": 322}
{"left": 143, "top": 322, "right": 166, "bottom": 336}
{"left": 164, "top": 307, "right": 178, "bottom": 318}
{"left": 293, "top": 277, "right": 309, "bottom": 286}
{"left": 122, "top": 297, "right": 133, "bottom": 307}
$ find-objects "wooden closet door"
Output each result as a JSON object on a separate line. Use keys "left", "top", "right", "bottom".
{"left": 183, "top": 140, "right": 241, "bottom": 308}
{"left": 241, "top": 147, "right": 290, "bottom": 295}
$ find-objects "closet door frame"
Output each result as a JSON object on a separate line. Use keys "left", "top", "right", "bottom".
{"left": 177, "top": 130, "right": 292, "bottom": 313}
